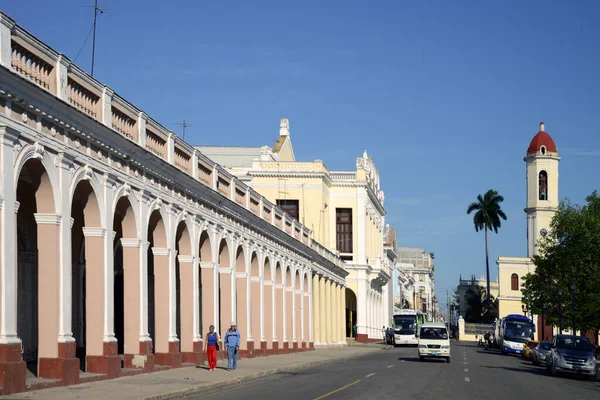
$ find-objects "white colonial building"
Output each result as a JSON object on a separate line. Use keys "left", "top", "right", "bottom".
{"left": 0, "top": 11, "right": 348, "bottom": 395}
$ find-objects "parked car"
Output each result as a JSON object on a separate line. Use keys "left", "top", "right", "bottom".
{"left": 546, "top": 335, "right": 597, "bottom": 379}
{"left": 531, "top": 341, "right": 552, "bottom": 366}
{"left": 522, "top": 340, "right": 539, "bottom": 360}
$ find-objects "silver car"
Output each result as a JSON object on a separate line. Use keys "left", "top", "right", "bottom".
{"left": 532, "top": 341, "right": 551, "bottom": 365}
{"left": 547, "top": 335, "right": 597, "bottom": 378}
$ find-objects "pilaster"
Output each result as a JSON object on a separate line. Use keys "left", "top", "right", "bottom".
{"left": 57, "top": 153, "right": 76, "bottom": 344}
{"left": 0, "top": 13, "right": 15, "bottom": 69}
{"left": 101, "top": 87, "right": 114, "bottom": 128}
{"left": 55, "top": 55, "right": 69, "bottom": 101}
{"left": 138, "top": 112, "right": 148, "bottom": 148}
{"left": 0, "top": 126, "right": 20, "bottom": 344}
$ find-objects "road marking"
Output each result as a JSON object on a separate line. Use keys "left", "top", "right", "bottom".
{"left": 400, "top": 360, "right": 405, "bottom": 363}
{"left": 365, "top": 373, "right": 375, "bottom": 378}
{"left": 464, "top": 368, "right": 468, "bottom": 372}
{"left": 312, "top": 379, "right": 361, "bottom": 400}
{"left": 465, "top": 377, "right": 470, "bottom": 383}
{"left": 387, "top": 365, "right": 394, "bottom": 368}
{"left": 464, "top": 362, "right": 468, "bottom": 365}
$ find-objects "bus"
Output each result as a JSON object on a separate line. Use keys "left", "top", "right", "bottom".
{"left": 392, "top": 310, "right": 427, "bottom": 346}
{"left": 497, "top": 314, "right": 536, "bottom": 355}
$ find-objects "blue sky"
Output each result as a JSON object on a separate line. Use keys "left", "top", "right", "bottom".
{"left": 5, "top": 1, "right": 600, "bottom": 310}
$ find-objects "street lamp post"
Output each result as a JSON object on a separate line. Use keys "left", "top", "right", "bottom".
{"left": 570, "top": 281, "right": 576, "bottom": 335}
{"left": 558, "top": 289, "right": 563, "bottom": 334}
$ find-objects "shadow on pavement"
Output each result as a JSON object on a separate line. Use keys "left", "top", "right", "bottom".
{"left": 482, "top": 364, "right": 551, "bottom": 377}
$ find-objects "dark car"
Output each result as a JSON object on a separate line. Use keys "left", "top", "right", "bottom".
{"left": 532, "top": 341, "right": 552, "bottom": 365}
{"left": 546, "top": 335, "right": 597, "bottom": 378}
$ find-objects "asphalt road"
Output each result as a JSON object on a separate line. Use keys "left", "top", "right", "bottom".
{"left": 181, "top": 342, "right": 600, "bottom": 400}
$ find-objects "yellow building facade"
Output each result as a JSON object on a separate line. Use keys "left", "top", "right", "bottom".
{"left": 197, "top": 119, "right": 393, "bottom": 343}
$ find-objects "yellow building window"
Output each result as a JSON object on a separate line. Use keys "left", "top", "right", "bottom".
{"left": 276, "top": 199, "right": 299, "bottom": 221}
{"left": 336, "top": 208, "right": 353, "bottom": 256}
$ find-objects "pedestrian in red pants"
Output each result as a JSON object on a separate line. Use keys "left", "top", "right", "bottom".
{"left": 205, "top": 325, "right": 219, "bottom": 370}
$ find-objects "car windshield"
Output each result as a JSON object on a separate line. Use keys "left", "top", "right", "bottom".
{"left": 504, "top": 321, "right": 534, "bottom": 343}
{"left": 394, "top": 317, "right": 416, "bottom": 334}
{"left": 537, "top": 342, "right": 552, "bottom": 350}
{"left": 420, "top": 327, "right": 448, "bottom": 340}
{"left": 556, "top": 337, "right": 593, "bottom": 352}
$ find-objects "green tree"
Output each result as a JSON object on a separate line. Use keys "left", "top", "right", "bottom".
{"left": 522, "top": 191, "right": 600, "bottom": 338}
{"left": 467, "top": 189, "right": 507, "bottom": 322}
{"left": 463, "top": 286, "right": 496, "bottom": 323}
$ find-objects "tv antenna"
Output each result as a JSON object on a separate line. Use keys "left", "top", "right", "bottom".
{"left": 91, "top": 0, "right": 105, "bottom": 77}
{"left": 174, "top": 119, "right": 193, "bottom": 140}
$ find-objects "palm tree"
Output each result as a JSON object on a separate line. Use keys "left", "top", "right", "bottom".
{"left": 467, "top": 189, "right": 507, "bottom": 322}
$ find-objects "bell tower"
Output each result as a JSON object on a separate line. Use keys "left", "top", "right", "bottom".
{"left": 524, "top": 122, "right": 560, "bottom": 257}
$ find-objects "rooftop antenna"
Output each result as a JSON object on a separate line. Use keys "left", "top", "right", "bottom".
{"left": 91, "top": 0, "right": 105, "bottom": 77}
{"left": 174, "top": 119, "right": 193, "bottom": 140}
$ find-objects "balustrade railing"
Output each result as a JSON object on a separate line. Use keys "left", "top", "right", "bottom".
{"left": 11, "top": 40, "right": 53, "bottom": 90}
{"left": 174, "top": 146, "right": 192, "bottom": 174}
{"left": 146, "top": 129, "right": 167, "bottom": 159}
{"left": 0, "top": 11, "right": 347, "bottom": 272}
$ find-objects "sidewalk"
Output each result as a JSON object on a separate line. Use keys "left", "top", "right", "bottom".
{"left": 2, "top": 345, "right": 384, "bottom": 400}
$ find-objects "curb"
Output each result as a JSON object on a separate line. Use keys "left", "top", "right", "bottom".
{"left": 143, "top": 348, "right": 383, "bottom": 400}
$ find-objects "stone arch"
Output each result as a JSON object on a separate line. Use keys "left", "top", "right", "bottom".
{"left": 198, "top": 229, "right": 212, "bottom": 262}
{"left": 14, "top": 143, "right": 59, "bottom": 213}
{"left": 234, "top": 245, "right": 245, "bottom": 273}
{"left": 285, "top": 265, "right": 292, "bottom": 287}
{"left": 263, "top": 254, "right": 274, "bottom": 282}
{"left": 218, "top": 238, "right": 230, "bottom": 267}
{"left": 16, "top": 157, "right": 59, "bottom": 376}
{"left": 113, "top": 188, "right": 139, "bottom": 239}
{"left": 147, "top": 207, "right": 168, "bottom": 350}
{"left": 346, "top": 288, "right": 357, "bottom": 339}
{"left": 71, "top": 178, "right": 103, "bottom": 370}
{"left": 274, "top": 261, "right": 284, "bottom": 343}
{"left": 250, "top": 251, "right": 260, "bottom": 278}
{"left": 175, "top": 219, "right": 192, "bottom": 342}
{"left": 69, "top": 165, "right": 105, "bottom": 224}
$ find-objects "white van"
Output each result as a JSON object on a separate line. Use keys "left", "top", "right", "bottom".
{"left": 417, "top": 322, "right": 451, "bottom": 363}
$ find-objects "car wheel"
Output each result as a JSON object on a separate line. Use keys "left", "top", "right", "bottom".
{"left": 532, "top": 359, "right": 539, "bottom": 366}
{"left": 419, "top": 356, "right": 424, "bottom": 362}
{"left": 446, "top": 357, "right": 451, "bottom": 364}
{"left": 550, "top": 362, "right": 558, "bottom": 377}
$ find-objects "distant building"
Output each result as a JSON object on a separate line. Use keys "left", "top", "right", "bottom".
{"left": 396, "top": 247, "right": 435, "bottom": 321}
{"left": 456, "top": 275, "right": 499, "bottom": 319}
{"left": 197, "top": 119, "right": 392, "bottom": 343}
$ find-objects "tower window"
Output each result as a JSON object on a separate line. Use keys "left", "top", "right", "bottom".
{"left": 511, "top": 273, "right": 519, "bottom": 291}
{"left": 539, "top": 171, "right": 548, "bottom": 201}
{"left": 540, "top": 146, "right": 546, "bottom": 155}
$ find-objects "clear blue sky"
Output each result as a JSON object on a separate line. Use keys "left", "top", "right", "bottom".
{"left": 5, "top": 1, "right": 600, "bottom": 310}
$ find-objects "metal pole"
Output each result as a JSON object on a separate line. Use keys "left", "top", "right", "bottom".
{"left": 91, "top": 0, "right": 98, "bottom": 76}
{"left": 571, "top": 289, "right": 575, "bottom": 335}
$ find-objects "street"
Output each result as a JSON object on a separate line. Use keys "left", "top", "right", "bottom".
{"left": 181, "top": 343, "right": 599, "bottom": 400}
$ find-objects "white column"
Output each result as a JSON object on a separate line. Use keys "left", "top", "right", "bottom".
{"left": 308, "top": 271, "right": 313, "bottom": 343}
{"left": 356, "top": 273, "right": 367, "bottom": 340}
{"left": 357, "top": 193, "right": 367, "bottom": 265}
{"left": 292, "top": 273, "right": 297, "bottom": 342}
{"left": 167, "top": 207, "right": 178, "bottom": 343}
{"left": 57, "top": 154, "right": 75, "bottom": 344}
{"left": 103, "top": 175, "right": 117, "bottom": 343}
{"left": 0, "top": 127, "right": 19, "bottom": 343}
{"left": 300, "top": 272, "right": 305, "bottom": 343}
{"left": 192, "top": 221, "right": 201, "bottom": 342}
{"left": 0, "top": 14, "right": 14, "bottom": 69}
{"left": 139, "top": 191, "right": 152, "bottom": 342}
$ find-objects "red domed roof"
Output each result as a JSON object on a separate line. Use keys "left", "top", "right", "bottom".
{"left": 527, "top": 122, "right": 557, "bottom": 154}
